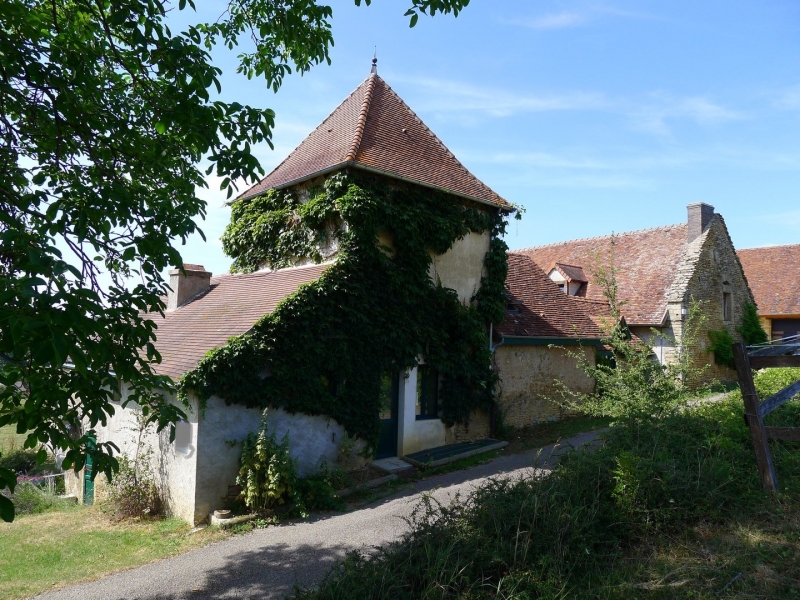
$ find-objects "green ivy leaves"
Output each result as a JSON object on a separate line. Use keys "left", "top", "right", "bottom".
{"left": 182, "top": 172, "right": 508, "bottom": 448}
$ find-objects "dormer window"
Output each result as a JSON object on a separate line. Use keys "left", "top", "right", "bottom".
{"left": 548, "top": 263, "right": 588, "bottom": 296}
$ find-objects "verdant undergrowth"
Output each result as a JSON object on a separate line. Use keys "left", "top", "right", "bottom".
{"left": 293, "top": 369, "right": 800, "bottom": 599}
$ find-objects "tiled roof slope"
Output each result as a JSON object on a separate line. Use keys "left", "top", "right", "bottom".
{"left": 554, "top": 263, "right": 588, "bottom": 282}
{"left": 514, "top": 224, "right": 688, "bottom": 326}
{"left": 239, "top": 73, "right": 508, "bottom": 209}
{"left": 147, "top": 264, "right": 327, "bottom": 380}
{"left": 737, "top": 244, "right": 800, "bottom": 316}
{"left": 497, "top": 254, "right": 603, "bottom": 339}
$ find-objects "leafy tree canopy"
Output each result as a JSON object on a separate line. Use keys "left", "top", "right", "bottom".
{"left": 0, "top": 0, "right": 470, "bottom": 521}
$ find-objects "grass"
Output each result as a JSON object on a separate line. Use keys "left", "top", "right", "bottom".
{"left": 0, "top": 505, "right": 228, "bottom": 600}
{"left": 293, "top": 369, "right": 800, "bottom": 599}
{"left": 0, "top": 424, "right": 28, "bottom": 454}
{"left": 502, "top": 413, "right": 611, "bottom": 455}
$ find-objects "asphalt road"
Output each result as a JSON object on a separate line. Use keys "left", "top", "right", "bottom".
{"left": 35, "top": 430, "right": 602, "bottom": 600}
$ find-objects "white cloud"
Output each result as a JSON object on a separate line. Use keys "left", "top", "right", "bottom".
{"left": 629, "top": 94, "right": 745, "bottom": 136}
{"left": 501, "top": 12, "right": 589, "bottom": 30}
{"left": 772, "top": 85, "right": 800, "bottom": 110}
{"left": 394, "top": 75, "right": 608, "bottom": 117}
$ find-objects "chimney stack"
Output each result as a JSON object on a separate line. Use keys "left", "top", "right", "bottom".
{"left": 167, "top": 264, "right": 211, "bottom": 311}
{"left": 687, "top": 203, "right": 714, "bottom": 243}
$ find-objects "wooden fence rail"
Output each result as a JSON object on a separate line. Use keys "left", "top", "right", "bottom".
{"left": 733, "top": 341, "right": 800, "bottom": 491}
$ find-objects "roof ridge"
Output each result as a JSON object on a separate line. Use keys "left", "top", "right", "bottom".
{"left": 511, "top": 223, "right": 686, "bottom": 253}
{"left": 345, "top": 73, "right": 377, "bottom": 162}
{"left": 377, "top": 78, "right": 505, "bottom": 204}
{"left": 738, "top": 242, "right": 800, "bottom": 252}
{"left": 235, "top": 77, "right": 371, "bottom": 202}
{"left": 212, "top": 262, "right": 330, "bottom": 282}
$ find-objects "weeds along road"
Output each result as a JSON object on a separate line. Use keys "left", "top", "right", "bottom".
{"left": 36, "top": 431, "right": 602, "bottom": 600}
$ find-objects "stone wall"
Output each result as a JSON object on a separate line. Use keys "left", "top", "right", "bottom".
{"left": 445, "top": 409, "right": 492, "bottom": 443}
{"left": 666, "top": 215, "right": 754, "bottom": 383}
{"left": 493, "top": 344, "right": 596, "bottom": 428}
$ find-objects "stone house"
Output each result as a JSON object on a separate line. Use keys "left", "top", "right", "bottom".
{"left": 492, "top": 253, "right": 606, "bottom": 427}
{"left": 509, "top": 203, "right": 755, "bottom": 402}
{"left": 85, "top": 66, "right": 512, "bottom": 524}
{"left": 737, "top": 244, "right": 800, "bottom": 341}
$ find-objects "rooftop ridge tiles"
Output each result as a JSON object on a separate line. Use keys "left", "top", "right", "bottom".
{"left": 210, "top": 262, "right": 330, "bottom": 283}
{"left": 511, "top": 223, "right": 686, "bottom": 253}
{"left": 346, "top": 73, "right": 377, "bottom": 162}
{"left": 739, "top": 242, "right": 800, "bottom": 252}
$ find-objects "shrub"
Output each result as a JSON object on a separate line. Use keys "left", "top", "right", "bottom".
{"left": 8, "top": 480, "right": 71, "bottom": 516}
{"left": 708, "top": 328, "right": 735, "bottom": 368}
{"left": 105, "top": 454, "right": 161, "bottom": 521}
{"left": 0, "top": 449, "right": 38, "bottom": 474}
{"left": 738, "top": 302, "right": 768, "bottom": 345}
{"left": 237, "top": 410, "right": 297, "bottom": 512}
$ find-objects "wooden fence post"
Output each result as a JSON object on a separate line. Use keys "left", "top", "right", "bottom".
{"left": 732, "top": 342, "right": 778, "bottom": 491}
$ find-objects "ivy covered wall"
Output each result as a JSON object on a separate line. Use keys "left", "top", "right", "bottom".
{"left": 179, "top": 171, "right": 511, "bottom": 449}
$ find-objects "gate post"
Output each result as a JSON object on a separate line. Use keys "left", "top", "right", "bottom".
{"left": 733, "top": 342, "right": 778, "bottom": 491}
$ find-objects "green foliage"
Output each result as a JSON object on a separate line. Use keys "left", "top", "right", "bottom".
{"left": 0, "top": 0, "right": 471, "bottom": 522}
{"left": 183, "top": 172, "right": 510, "bottom": 446}
{"left": 563, "top": 301, "right": 709, "bottom": 424}
{"left": 708, "top": 327, "right": 736, "bottom": 368}
{"left": 237, "top": 410, "right": 297, "bottom": 512}
{"left": 738, "top": 302, "right": 769, "bottom": 345}
{"left": 0, "top": 449, "right": 38, "bottom": 474}
{"left": 7, "top": 481, "right": 71, "bottom": 517}
{"left": 296, "top": 396, "right": 793, "bottom": 599}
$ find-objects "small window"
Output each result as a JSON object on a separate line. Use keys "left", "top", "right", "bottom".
{"left": 557, "top": 283, "right": 566, "bottom": 293}
{"left": 416, "top": 365, "right": 439, "bottom": 420}
{"left": 723, "top": 292, "right": 732, "bottom": 322}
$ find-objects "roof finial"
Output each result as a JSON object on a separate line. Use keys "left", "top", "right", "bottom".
{"left": 371, "top": 48, "right": 377, "bottom": 74}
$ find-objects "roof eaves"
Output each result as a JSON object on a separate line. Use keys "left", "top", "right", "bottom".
{"left": 239, "top": 160, "right": 513, "bottom": 211}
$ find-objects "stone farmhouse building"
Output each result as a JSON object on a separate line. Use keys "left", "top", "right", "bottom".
{"left": 82, "top": 66, "right": 513, "bottom": 524}
{"left": 500, "top": 204, "right": 756, "bottom": 425}
{"left": 737, "top": 244, "right": 800, "bottom": 341}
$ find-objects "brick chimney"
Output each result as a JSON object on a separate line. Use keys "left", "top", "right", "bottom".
{"left": 687, "top": 203, "right": 714, "bottom": 243}
{"left": 167, "top": 264, "right": 211, "bottom": 311}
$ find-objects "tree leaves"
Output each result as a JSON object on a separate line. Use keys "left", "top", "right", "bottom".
{"left": 0, "top": 0, "right": 470, "bottom": 522}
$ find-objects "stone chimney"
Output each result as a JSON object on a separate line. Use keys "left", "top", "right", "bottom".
{"left": 687, "top": 203, "right": 714, "bottom": 243}
{"left": 167, "top": 264, "right": 211, "bottom": 311}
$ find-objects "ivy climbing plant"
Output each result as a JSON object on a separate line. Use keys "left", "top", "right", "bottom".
{"left": 179, "top": 171, "right": 513, "bottom": 448}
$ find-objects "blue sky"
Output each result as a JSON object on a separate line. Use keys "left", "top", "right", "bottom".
{"left": 178, "top": 0, "right": 800, "bottom": 277}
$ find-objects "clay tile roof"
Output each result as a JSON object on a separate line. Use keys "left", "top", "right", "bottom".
{"left": 553, "top": 262, "right": 588, "bottom": 283}
{"left": 146, "top": 263, "right": 328, "bottom": 380}
{"left": 239, "top": 73, "right": 508, "bottom": 209}
{"left": 513, "top": 224, "right": 688, "bottom": 326}
{"left": 497, "top": 254, "right": 604, "bottom": 339}
{"left": 737, "top": 244, "right": 800, "bottom": 317}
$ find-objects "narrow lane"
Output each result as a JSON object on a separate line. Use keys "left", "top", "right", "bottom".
{"left": 35, "top": 431, "right": 601, "bottom": 600}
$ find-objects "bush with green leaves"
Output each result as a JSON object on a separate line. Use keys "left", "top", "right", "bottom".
{"left": 561, "top": 300, "right": 709, "bottom": 425}
{"left": 237, "top": 410, "right": 297, "bottom": 512}
{"left": 0, "top": 448, "right": 38, "bottom": 474}
{"left": 708, "top": 327, "right": 736, "bottom": 368}
{"left": 738, "top": 302, "right": 769, "bottom": 345}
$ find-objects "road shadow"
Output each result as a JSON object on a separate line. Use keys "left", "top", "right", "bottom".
{"left": 138, "top": 541, "right": 344, "bottom": 600}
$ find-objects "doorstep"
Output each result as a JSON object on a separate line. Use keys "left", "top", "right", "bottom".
{"left": 401, "top": 438, "right": 508, "bottom": 468}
